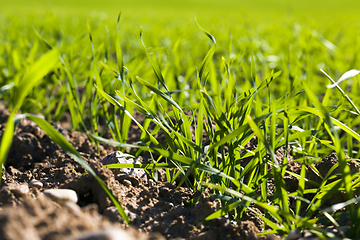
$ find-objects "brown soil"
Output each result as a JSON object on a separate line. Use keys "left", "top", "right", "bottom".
{"left": 0, "top": 104, "right": 354, "bottom": 240}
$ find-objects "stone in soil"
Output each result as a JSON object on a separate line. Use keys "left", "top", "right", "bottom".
{"left": 101, "top": 151, "right": 146, "bottom": 178}
{"left": 29, "top": 180, "right": 43, "bottom": 189}
{"left": 43, "top": 189, "right": 78, "bottom": 205}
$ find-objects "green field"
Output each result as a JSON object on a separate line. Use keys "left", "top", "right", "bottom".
{"left": 3, "top": 0, "right": 360, "bottom": 22}
{"left": 2, "top": 0, "right": 360, "bottom": 238}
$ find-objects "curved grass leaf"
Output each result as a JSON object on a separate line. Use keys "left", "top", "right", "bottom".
{"left": 0, "top": 49, "right": 59, "bottom": 184}
{"left": 0, "top": 82, "right": 15, "bottom": 95}
{"left": 0, "top": 111, "right": 16, "bottom": 182}
{"left": 322, "top": 69, "right": 360, "bottom": 115}
{"left": 204, "top": 200, "right": 242, "bottom": 221}
{"left": 116, "top": 12, "right": 124, "bottom": 81}
{"left": 33, "top": 27, "right": 53, "bottom": 50}
{"left": 135, "top": 76, "right": 183, "bottom": 112}
{"left": 14, "top": 48, "right": 59, "bottom": 112}
{"left": 140, "top": 28, "right": 170, "bottom": 94}
{"left": 326, "top": 69, "right": 360, "bottom": 89}
{"left": 195, "top": 17, "right": 216, "bottom": 85}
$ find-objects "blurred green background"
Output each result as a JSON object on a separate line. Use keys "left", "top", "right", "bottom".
{"left": 2, "top": 0, "right": 360, "bottom": 24}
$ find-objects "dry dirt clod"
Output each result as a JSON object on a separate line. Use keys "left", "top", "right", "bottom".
{"left": 65, "top": 226, "right": 156, "bottom": 240}
{"left": 43, "top": 189, "right": 78, "bottom": 205}
{"left": 65, "top": 227, "right": 131, "bottom": 240}
{"left": 191, "top": 230, "right": 218, "bottom": 240}
{"left": 103, "top": 206, "right": 138, "bottom": 223}
{"left": 9, "top": 184, "right": 29, "bottom": 196}
{"left": 285, "top": 229, "right": 301, "bottom": 240}
{"left": 63, "top": 201, "right": 83, "bottom": 217}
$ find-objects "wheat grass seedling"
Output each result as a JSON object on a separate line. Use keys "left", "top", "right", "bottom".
{"left": 2, "top": 5, "right": 360, "bottom": 238}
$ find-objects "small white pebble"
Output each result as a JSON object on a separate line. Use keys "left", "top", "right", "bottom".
{"left": 44, "top": 189, "right": 78, "bottom": 205}
{"left": 29, "top": 180, "right": 43, "bottom": 188}
{"left": 123, "top": 179, "right": 132, "bottom": 187}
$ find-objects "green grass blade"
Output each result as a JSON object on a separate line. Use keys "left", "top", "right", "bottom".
{"left": 0, "top": 112, "right": 16, "bottom": 183}
{"left": 139, "top": 28, "right": 170, "bottom": 94}
{"left": 296, "top": 163, "right": 306, "bottom": 216}
{"left": 135, "top": 76, "right": 183, "bottom": 112}
{"left": 195, "top": 99, "right": 204, "bottom": 149}
{"left": 14, "top": 48, "right": 59, "bottom": 112}
{"left": 204, "top": 200, "right": 242, "bottom": 221}
{"left": 103, "top": 163, "right": 181, "bottom": 169}
{"left": 195, "top": 17, "right": 216, "bottom": 85}
{"left": 116, "top": 12, "right": 125, "bottom": 81}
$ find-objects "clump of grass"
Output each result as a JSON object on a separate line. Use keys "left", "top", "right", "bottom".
{"left": 2, "top": 12, "right": 360, "bottom": 239}
{"left": 92, "top": 18, "right": 360, "bottom": 238}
